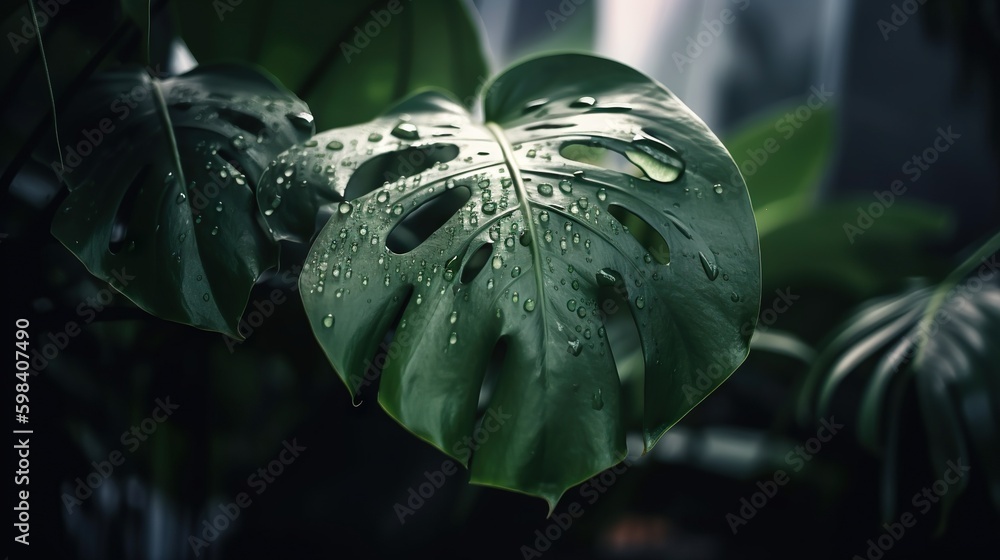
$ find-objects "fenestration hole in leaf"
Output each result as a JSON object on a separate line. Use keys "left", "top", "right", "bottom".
{"left": 476, "top": 338, "right": 508, "bottom": 415}
{"left": 461, "top": 243, "right": 494, "bottom": 284}
{"left": 109, "top": 165, "right": 150, "bottom": 254}
{"left": 607, "top": 204, "right": 670, "bottom": 265}
{"left": 344, "top": 144, "right": 459, "bottom": 201}
{"left": 385, "top": 185, "right": 471, "bottom": 254}
{"left": 216, "top": 108, "right": 267, "bottom": 136}
{"left": 356, "top": 285, "right": 413, "bottom": 402}
{"left": 524, "top": 122, "right": 576, "bottom": 131}
{"left": 559, "top": 142, "right": 649, "bottom": 180}
{"left": 596, "top": 270, "right": 645, "bottom": 385}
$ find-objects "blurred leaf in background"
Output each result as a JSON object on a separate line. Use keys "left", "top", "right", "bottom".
{"left": 171, "top": 0, "right": 490, "bottom": 129}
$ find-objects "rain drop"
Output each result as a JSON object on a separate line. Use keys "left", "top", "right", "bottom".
{"left": 699, "top": 251, "right": 720, "bottom": 281}
{"left": 391, "top": 122, "right": 419, "bottom": 140}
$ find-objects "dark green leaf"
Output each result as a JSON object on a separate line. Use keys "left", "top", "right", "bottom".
{"left": 48, "top": 64, "right": 313, "bottom": 337}
{"left": 800, "top": 231, "right": 1000, "bottom": 526}
{"left": 760, "top": 201, "right": 952, "bottom": 298}
{"left": 260, "top": 54, "right": 761, "bottom": 508}
{"left": 172, "top": 0, "right": 489, "bottom": 129}
{"left": 723, "top": 102, "right": 834, "bottom": 232}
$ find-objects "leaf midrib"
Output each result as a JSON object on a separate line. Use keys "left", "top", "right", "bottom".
{"left": 486, "top": 122, "right": 549, "bottom": 377}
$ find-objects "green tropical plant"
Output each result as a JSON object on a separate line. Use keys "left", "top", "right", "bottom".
{"left": 34, "top": 50, "right": 762, "bottom": 508}
{"left": 47, "top": 64, "right": 313, "bottom": 336}
{"left": 258, "top": 54, "right": 761, "bottom": 507}
{"left": 799, "top": 231, "right": 1000, "bottom": 528}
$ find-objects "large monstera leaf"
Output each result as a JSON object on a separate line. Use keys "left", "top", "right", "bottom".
{"left": 799, "top": 232, "right": 1000, "bottom": 527}
{"left": 49, "top": 64, "right": 314, "bottom": 337}
{"left": 259, "top": 55, "right": 761, "bottom": 507}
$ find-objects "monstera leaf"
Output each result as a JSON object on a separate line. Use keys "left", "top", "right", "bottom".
{"left": 799, "top": 232, "right": 1000, "bottom": 528}
{"left": 259, "top": 54, "right": 761, "bottom": 508}
{"left": 48, "top": 64, "right": 314, "bottom": 337}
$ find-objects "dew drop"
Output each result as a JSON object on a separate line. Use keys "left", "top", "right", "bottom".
{"left": 699, "top": 251, "right": 720, "bottom": 281}
{"left": 523, "top": 98, "right": 548, "bottom": 113}
{"left": 286, "top": 112, "right": 314, "bottom": 130}
{"left": 537, "top": 183, "right": 553, "bottom": 196}
{"left": 591, "top": 389, "right": 604, "bottom": 410}
{"left": 391, "top": 122, "right": 419, "bottom": 140}
{"left": 326, "top": 140, "right": 344, "bottom": 151}
{"left": 338, "top": 202, "right": 353, "bottom": 215}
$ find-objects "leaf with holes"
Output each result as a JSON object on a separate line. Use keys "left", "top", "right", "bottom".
{"left": 259, "top": 54, "right": 761, "bottom": 508}
{"left": 49, "top": 64, "right": 314, "bottom": 337}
